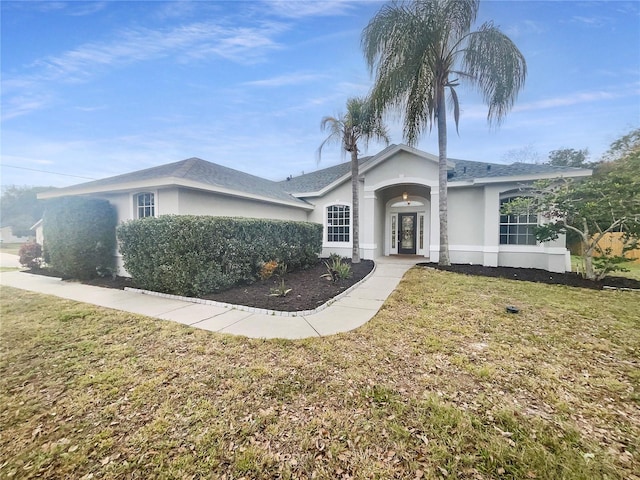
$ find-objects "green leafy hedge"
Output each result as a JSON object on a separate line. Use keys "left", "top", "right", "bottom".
{"left": 43, "top": 197, "right": 117, "bottom": 279}
{"left": 117, "top": 216, "right": 323, "bottom": 296}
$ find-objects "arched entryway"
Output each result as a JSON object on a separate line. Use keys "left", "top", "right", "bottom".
{"left": 375, "top": 184, "right": 431, "bottom": 258}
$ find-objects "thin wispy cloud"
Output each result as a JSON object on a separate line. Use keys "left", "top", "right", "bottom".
{"left": 1, "top": 95, "right": 51, "bottom": 122}
{"left": 243, "top": 72, "right": 327, "bottom": 87}
{"left": 504, "top": 19, "right": 546, "bottom": 37}
{"left": 68, "top": 1, "right": 108, "bottom": 16}
{"left": 513, "top": 87, "right": 632, "bottom": 113}
{"left": 263, "top": 0, "right": 358, "bottom": 18}
{"left": 153, "top": 1, "right": 199, "bottom": 21}
{"left": 571, "top": 15, "right": 612, "bottom": 27}
{"left": 74, "top": 105, "right": 107, "bottom": 113}
{"left": 32, "top": 21, "right": 283, "bottom": 81}
{"left": 3, "top": 1, "right": 106, "bottom": 16}
{"left": 2, "top": 20, "right": 286, "bottom": 120}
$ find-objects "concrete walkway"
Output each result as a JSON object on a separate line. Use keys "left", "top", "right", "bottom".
{"left": 0, "top": 256, "right": 420, "bottom": 339}
{"left": 0, "top": 251, "right": 21, "bottom": 268}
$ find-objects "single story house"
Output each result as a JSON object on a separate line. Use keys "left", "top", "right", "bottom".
{"left": 38, "top": 144, "right": 591, "bottom": 274}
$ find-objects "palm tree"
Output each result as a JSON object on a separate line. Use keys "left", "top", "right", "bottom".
{"left": 318, "top": 97, "right": 390, "bottom": 263}
{"left": 362, "top": 0, "right": 527, "bottom": 265}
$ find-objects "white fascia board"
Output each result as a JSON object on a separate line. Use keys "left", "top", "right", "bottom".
{"left": 30, "top": 219, "right": 43, "bottom": 230}
{"left": 38, "top": 177, "right": 313, "bottom": 210}
{"left": 361, "top": 144, "right": 455, "bottom": 172}
{"left": 464, "top": 169, "right": 592, "bottom": 186}
{"left": 446, "top": 180, "right": 476, "bottom": 188}
{"left": 38, "top": 178, "right": 165, "bottom": 198}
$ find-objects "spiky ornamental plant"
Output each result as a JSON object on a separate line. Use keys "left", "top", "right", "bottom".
{"left": 362, "top": 0, "right": 526, "bottom": 265}
{"left": 318, "top": 96, "right": 390, "bottom": 263}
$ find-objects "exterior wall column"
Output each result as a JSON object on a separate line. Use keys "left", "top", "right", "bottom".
{"left": 483, "top": 186, "right": 500, "bottom": 267}
{"left": 360, "top": 190, "right": 377, "bottom": 260}
{"left": 429, "top": 190, "right": 439, "bottom": 263}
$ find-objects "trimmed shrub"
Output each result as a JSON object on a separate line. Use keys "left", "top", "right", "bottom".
{"left": 117, "top": 216, "right": 323, "bottom": 296}
{"left": 43, "top": 197, "right": 117, "bottom": 279}
{"left": 18, "top": 241, "right": 43, "bottom": 269}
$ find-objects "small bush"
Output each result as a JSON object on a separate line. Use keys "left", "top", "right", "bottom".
{"left": 269, "top": 279, "right": 292, "bottom": 297}
{"left": 274, "top": 262, "right": 288, "bottom": 278}
{"left": 259, "top": 260, "right": 279, "bottom": 281}
{"left": 322, "top": 256, "right": 352, "bottom": 282}
{"left": 18, "top": 241, "right": 42, "bottom": 269}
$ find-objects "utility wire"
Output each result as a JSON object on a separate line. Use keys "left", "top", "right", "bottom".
{"left": 1, "top": 164, "right": 97, "bottom": 180}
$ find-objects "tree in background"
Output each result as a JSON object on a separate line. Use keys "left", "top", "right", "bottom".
{"left": 0, "top": 186, "right": 50, "bottom": 237}
{"left": 546, "top": 148, "right": 591, "bottom": 168}
{"left": 602, "top": 128, "right": 640, "bottom": 163}
{"left": 507, "top": 129, "right": 640, "bottom": 280}
{"left": 318, "top": 97, "right": 390, "bottom": 263}
{"left": 362, "top": 0, "right": 526, "bottom": 265}
{"left": 501, "top": 144, "right": 542, "bottom": 164}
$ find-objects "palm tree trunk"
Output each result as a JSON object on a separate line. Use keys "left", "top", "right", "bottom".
{"left": 351, "top": 149, "right": 361, "bottom": 263}
{"left": 437, "top": 85, "right": 451, "bottom": 266}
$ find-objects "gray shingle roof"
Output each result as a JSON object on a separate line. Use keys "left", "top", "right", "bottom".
{"left": 278, "top": 156, "right": 373, "bottom": 193}
{"left": 51, "top": 157, "right": 308, "bottom": 205}
{"left": 449, "top": 159, "right": 586, "bottom": 181}
{"left": 281, "top": 151, "right": 584, "bottom": 194}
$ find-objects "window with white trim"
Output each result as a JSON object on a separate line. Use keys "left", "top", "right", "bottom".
{"left": 327, "top": 205, "right": 350, "bottom": 242}
{"left": 135, "top": 192, "right": 155, "bottom": 218}
{"left": 500, "top": 197, "right": 537, "bottom": 245}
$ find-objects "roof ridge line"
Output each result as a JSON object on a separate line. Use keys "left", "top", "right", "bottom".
{"left": 172, "top": 157, "right": 201, "bottom": 178}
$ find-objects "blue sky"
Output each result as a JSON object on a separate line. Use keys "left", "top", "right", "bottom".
{"left": 1, "top": 0, "right": 639, "bottom": 188}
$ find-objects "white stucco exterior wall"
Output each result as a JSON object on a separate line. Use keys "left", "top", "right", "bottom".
{"left": 177, "top": 188, "right": 309, "bottom": 221}
{"left": 447, "top": 187, "right": 485, "bottom": 265}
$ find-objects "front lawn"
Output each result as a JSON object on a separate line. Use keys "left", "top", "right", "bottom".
{"left": 1, "top": 268, "right": 638, "bottom": 479}
{"left": 0, "top": 242, "right": 24, "bottom": 256}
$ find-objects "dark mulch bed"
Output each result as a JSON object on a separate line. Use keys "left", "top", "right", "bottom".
{"left": 202, "top": 260, "right": 375, "bottom": 311}
{"left": 27, "top": 259, "right": 376, "bottom": 312}
{"left": 418, "top": 263, "right": 640, "bottom": 290}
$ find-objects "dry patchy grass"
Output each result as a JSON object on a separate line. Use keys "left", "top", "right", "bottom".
{"left": 1, "top": 268, "right": 638, "bottom": 479}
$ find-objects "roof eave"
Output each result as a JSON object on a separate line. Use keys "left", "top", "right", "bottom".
{"left": 38, "top": 177, "right": 313, "bottom": 210}
{"left": 468, "top": 168, "right": 593, "bottom": 185}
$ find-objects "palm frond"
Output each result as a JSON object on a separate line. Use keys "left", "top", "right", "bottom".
{"left": 449, "top": 87, "right": 460, "bottom": 134}
{"left": 317, "top": 115, "right": 345, "bottom": 163}
{"left": 363, "top": 0, "right": 525, "bottom": 141}
{"left": 318, "top": 97, "right": 391, "bottom": 163}
{"left": 461, "top": 21, "right": 527, "bottom": 126}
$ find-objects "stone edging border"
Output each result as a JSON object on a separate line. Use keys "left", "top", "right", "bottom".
{"left": 602, "top": 286, "right": 640, "bottom": 292}
{"left": 123, "top": 261, "right": 379, "bottom": 318}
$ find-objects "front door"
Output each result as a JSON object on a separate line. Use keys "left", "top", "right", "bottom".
{"left": 398, "top": 213, "right": 417, "bottom": 254}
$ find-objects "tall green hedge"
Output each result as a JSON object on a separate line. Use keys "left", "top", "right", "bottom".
{"left": 117, "top": 215, "right": 323, "bottom": 296}
{"left": 43, "top": 197, "right": 117, "bottom": 279}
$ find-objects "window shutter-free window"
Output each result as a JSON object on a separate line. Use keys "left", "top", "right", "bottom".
{"left": 327, "top": 205, "right": 350, "bottom": 242}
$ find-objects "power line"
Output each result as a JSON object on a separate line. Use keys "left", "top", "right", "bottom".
{"left": 1, "top": 164, "right": 97, "bottom": 180}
